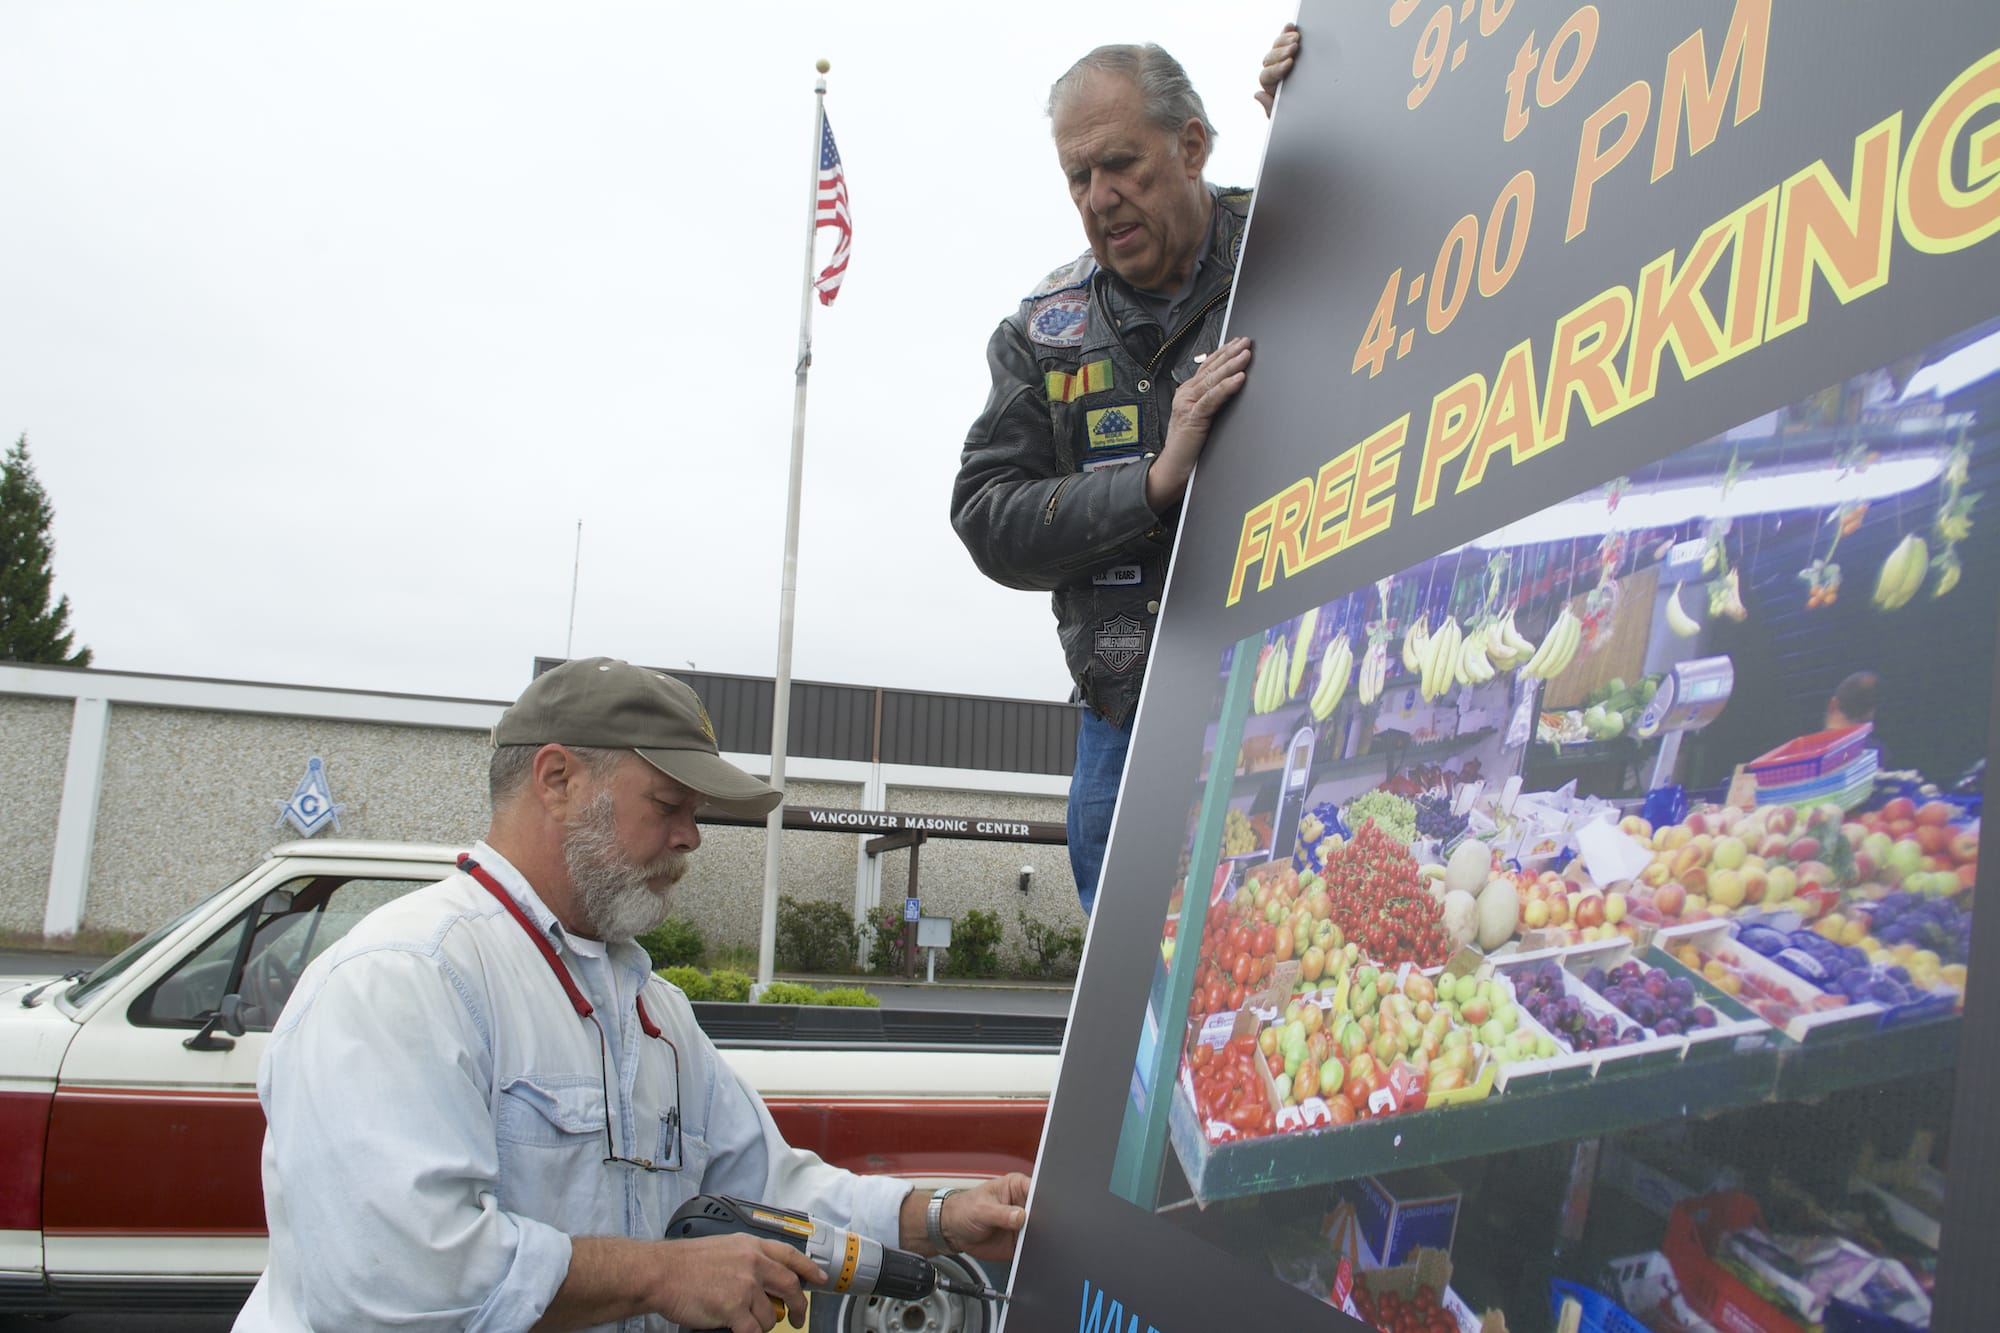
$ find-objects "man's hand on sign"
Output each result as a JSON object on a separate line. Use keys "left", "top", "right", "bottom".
{"left": 926, "top": 1171, "right": 1033, "bottom": 1263}
{"left": 1146, "top": 336, "right": 1253, "bottom": 514}
{"left": 1255, "top": 23, "right": 1301, "bottom": 117}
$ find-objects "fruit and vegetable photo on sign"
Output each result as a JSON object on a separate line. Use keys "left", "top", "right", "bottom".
{"left": 1002, "top": 3, "right": 2000, "bottom": 1332}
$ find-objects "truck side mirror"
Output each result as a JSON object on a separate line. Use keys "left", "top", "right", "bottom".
{"left": 183, "top": 1003, "right": 240, "bottom": 1053}
{"left": 219, "top": 992, "right": 248, "bottom": 1037}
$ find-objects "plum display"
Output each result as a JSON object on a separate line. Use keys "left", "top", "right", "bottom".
{"left": 1868, "top": 892, "right": 1973, "bottom": 966}
{"left": 1580, "top": 959, "right": 1720, "bottom": 1037}
{"left": 1513, "top": 961, "right": 1643, "bottom": 1052}
{"left": 1739, "top": 920, "right": 1944, "bottom": 1006}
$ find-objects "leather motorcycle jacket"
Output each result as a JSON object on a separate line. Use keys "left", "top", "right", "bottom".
{"left": 952, "top": 187, "right": 1251, "bottom": 727}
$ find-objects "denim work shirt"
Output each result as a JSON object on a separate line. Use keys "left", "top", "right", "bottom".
{"left": 234, "top": 842, "right": 909, "bottom": 1332}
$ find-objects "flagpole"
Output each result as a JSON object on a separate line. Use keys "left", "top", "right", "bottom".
{"left": 565, "top": 520, "right": 582, "bottom": 658}
{"left": 757, "top": 60, "right": 829, "bottom": 992}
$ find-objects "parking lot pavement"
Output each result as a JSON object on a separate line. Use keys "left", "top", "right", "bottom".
{"left": 0, "top": 951, "right": 104, "bottom": 980}
{"left": 0, "top": 1315, "right": 238, "bottom": 1332}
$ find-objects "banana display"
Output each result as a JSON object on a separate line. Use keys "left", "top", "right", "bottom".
{"left": 1521, "top": 606, "right": 1582, "bottom": 680}
{"left": 1873, "top": 534, "right": 1929, "bottom": 610}
{"left": 1357, "top": 640, "right": 1389, "bottom": 705}
{"left": 1665, "top": 583, "right": 1701, "bottom": 636}
{"left": 1287, "top": 607, "right": 1318, "bottom": 697}
{"left": 1308, "top": 634, "right": 1354, "bottom": 721}
{"left": 1400, "top": 614, "right": 1429, "bottom": 674}
{"left": 1253, "top": 592, "right": 1584, "bottom": 720}
{"left": 1457, "top": 627, "right": 1496, "bottom": 685}
{"left": 1482, "top": 610, "right": 1536, "bottom": 670}
{"left": 1251, "top": 639, "right": 1290, "bottom": 713}
{"left": 1418, "top": 616, "right": 1463, "bottom": 700}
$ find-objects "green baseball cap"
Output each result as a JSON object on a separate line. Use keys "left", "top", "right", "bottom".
{"left": 495, "top": 657, "right": 782, "bottom": 818}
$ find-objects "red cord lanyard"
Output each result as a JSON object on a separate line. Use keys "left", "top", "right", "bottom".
{"left": 459, "top": 853, "right": 682, "bottom": 1171}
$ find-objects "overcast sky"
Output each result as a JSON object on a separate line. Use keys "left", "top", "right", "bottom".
{"left": 1, "top": 1, "right": 1295, "bottom": 706}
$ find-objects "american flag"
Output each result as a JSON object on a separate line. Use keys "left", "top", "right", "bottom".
{"left": 813, "top": 112, "right": 851, "bottom": 305}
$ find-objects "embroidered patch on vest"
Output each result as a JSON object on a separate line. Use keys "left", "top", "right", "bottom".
{"left": 1045, "top": 358, "right": 1114, "bottom": 403}
{"left": 1085, "top": 404, "right": 1141, "bottom": 450}
{"left": 1229, "top": 226, "right": 1245, "bottom": 270}
{"left": 1094, "top": 614, "right": 1147, "bottom": 672}
{"left": 1028, "top": 294, "right": 1090, "bottom": 346}
{"left": 1093, "top": 565, "right": 1143, "bottom": 587}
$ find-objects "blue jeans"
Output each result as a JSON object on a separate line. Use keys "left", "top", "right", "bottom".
{"left": 1068, "top": 709, "right": 1131, "bottom": 917}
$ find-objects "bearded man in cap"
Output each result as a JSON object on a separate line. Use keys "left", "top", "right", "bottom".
{"left": 237, "top": 658, "right": 1030, "bottom": 1333}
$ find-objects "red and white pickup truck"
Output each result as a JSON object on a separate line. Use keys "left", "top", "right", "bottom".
{"left": 1, "top": 840, "right": 1057, "bottom": 1329}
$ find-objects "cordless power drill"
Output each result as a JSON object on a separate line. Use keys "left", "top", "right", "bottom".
{"left": 665, "top": 1193, "right": 1004, "bottom": 1326}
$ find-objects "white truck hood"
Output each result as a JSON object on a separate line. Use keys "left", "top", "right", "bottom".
{"left": 0, "top": 974, "right": 84, "bottom": 1084}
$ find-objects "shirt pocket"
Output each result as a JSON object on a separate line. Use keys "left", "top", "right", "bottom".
{"left": 495, "top": 1073, "right": 607, "bottom": 1217}
{"left": 666, "top": 1116, "right": 711, "bottom": 1174}
{"left": 658, "top": 1127, "right": 714, "bottom": 1221}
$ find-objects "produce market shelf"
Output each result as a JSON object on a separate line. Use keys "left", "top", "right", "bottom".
{"left": 1165, "top": 1015, "right": 1960, "bottom": 1205}
{"left": 1228, "top": 729, "right": 1500, "bottom": 791}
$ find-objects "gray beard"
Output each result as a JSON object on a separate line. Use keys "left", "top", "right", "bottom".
{"left": 563, "top": 792, "right": 688, "bottom": 942}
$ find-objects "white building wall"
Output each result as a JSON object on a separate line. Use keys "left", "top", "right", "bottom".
{"left": 0, "top": 696, "right": 75, "bottom": 934}
{"left": 0, "top": 665, "right": 1079, "bottom": 958}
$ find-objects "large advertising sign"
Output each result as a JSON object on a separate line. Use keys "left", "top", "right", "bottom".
{"left": 1005, "top": 3, "right": 2000, "bottom": 1329}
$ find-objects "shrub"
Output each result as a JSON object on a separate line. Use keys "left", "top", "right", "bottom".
{"left": 758, "top": 981, "right": 823, "bottom": 1005}
{"left": 707, "top": 969, "right": 753, "bottom": 1003}
{"left": 636, "top": 917, "right": 705, "bottom": 970}
{"left": 753, "top": 981, "right": 881, "bottom": 1007}
{"left": 707, "top": 941, "right": 758, "bottom": 973}
{"left": 865, "top": 907, "right": 911, "bottom": 975}
{"left": 1015, "top": 910, "right": 1085, "bottom": 980}
{"left": 659, "top": 965, "right": 711, "bottom": 1000}
{"left": 943, "top": 908, "right": 1004, "bottom": 978}
{"left": 775, "top": 896, "right": 859, "bottom": 975}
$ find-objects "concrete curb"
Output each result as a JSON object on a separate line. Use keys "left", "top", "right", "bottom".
{"left": 774, "top": 972, "right": 1074, "bottom": 994}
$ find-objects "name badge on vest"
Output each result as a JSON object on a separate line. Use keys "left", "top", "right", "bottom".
{"left": 1093, "top": 565, "right": 1143, "bottom": 587}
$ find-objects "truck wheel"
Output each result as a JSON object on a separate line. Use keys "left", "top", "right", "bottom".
{"left": 832, "top": 1254, "right": 995, "bottom": 1333}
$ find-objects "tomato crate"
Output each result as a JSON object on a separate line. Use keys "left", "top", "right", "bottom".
{"left": 1352, "top": 1247, "right": 1485, "bottom": 1333}
{"left": 1745, "top": 724, "right": 1873, "bottom": 787}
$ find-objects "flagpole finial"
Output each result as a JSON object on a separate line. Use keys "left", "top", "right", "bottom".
{"left": 815, "top": 58, "right": 830, "bottom": 74}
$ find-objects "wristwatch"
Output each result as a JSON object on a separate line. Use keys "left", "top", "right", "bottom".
{"left": 925, "top": 1187, "right": 962, "bottom": 1254}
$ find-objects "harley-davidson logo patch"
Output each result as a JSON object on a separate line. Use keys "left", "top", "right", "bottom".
{"left": 1094, "top": 614, "right": 1146, "bottom": 672}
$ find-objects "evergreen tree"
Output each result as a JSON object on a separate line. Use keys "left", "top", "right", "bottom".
{"left": 0, "top": 435, "right": 92, "bottom": 666}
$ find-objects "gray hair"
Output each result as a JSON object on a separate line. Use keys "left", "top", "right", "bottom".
{"left": 489, "top": 743, "right": 628, "bottom": 809}
{"left": 1048, "top": 44, "right": 1217, "bottom": 145}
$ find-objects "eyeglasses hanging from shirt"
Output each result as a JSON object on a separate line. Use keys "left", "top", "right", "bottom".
{"left": 459, "top": 854, "right": 683, "bottom": 1172}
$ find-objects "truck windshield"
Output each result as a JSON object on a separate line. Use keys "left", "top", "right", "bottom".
{"left": 62, "top": 870, "right": 255, "bottom": 1010}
